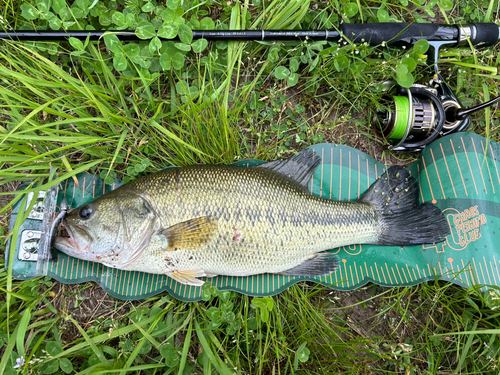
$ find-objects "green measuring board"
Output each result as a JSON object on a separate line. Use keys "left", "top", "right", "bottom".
{"left": 6, "top": 133, "right": 500, "bottom": 301}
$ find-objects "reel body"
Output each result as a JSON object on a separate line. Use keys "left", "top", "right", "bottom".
{"left": 373, "top": 74, "right": 500, "bottom": 152}
{"left": 374, "top": 76, "right": 468, "bottom": 152}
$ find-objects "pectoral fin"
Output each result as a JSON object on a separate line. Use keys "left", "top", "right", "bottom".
{"left": 168, "top": 269, "right": 206, "bottom": 286}
{"left": 158, "top": 216, "right": 218, "bottom": 251}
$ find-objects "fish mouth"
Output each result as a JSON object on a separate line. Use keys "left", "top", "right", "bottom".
{"left": 56, "top": 219, "right": 92, "bottom": 253}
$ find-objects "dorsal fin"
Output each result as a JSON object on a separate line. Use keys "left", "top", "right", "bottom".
{"left": 255, "top": 149, "right": 320, "bottom": 188}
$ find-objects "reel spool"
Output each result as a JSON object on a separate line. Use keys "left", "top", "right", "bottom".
{"left": 374, "top": 79, "right": 500, "bottom": 152}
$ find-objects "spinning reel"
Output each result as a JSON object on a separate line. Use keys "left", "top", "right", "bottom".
{"left": 373, "top": 39, "right": 500, "bottom": 152}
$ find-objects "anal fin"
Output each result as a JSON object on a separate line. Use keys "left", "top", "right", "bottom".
{"left": 279, "top": 252, "right": 339, "bottom": 277}
{"left": 168, "top": 269, "right": 206, "bottom": 286}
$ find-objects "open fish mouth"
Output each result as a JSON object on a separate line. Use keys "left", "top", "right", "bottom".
{"left": 55, "top": 219, "right": 92, "bottom": 253}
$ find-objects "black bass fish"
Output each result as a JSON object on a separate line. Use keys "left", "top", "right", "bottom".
{"left": 55, "top": 150, "right": 450, "bottom": 286}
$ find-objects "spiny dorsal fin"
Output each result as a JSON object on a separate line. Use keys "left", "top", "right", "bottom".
{"left": 279, "top": 252, "right": 339, "bottom": 277}
{"left": 255, "top": 149, "right": 320, "bottom": 188}
{"left": 158, "top": 216, "right": 218, "bottom": 251}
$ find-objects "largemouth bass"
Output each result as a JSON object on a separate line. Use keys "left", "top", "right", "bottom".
{"left": 55, "top": 150, "right": 450, "bottom": 286}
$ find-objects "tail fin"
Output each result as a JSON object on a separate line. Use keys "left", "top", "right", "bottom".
{"left": 361, "top": 167, "right": 450, "bottom": 246}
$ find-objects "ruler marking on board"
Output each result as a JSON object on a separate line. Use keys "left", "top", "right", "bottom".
{"left": 412, "top": 268, "right": 417, "bottom": 281}
{"left": 469, "top": 264, "right": 476, "bottom": 286}
{"left": 74, "top": 259, "right": 79, "bottom": 280}
{"left": 339, "top": 149, "right": 342, "bottom": 200}
{"left": 472, "top": 258, "right": 483, "bottom": 285}
{"left": 391, "top": 267, "right": 399, "bottom": 284}
{"left": 450, "top": 139, "right": 468, "bottom": 196}
{"left": 493, "top": 255, "right": 500, "bottom": 281}
{"left": 438, "top": 262, "right": 443, "bottom": 276}
{"left": 139, "top": 273, "right": 145, "bottom": 295}
{"left": 484, "top": 257, "right": 492, "bottom": 285}
{"left": 354, "top": 261, "right": 360, "bottom": 284}
{"left": 146, "top": 273, "right": 152, "bottom": 294}
{"left": 489, "top": 144, "right": 500, "bottom": 187}
{"left": 320, "top": 148, "right": 324, "bottom": 198}
{"left": 440, "top": 143, "right": 457, "bottom": 197}
{"left": 65, "top": 258, "right": 72, "bottom": 280}
{"left": 454, "top": 264, "right": 463, "bottom": 284}
{"left": 131, "top": 271, "right": 138, "bottom": 296}
{"left": 349, "top": 265, "right": 354, "bottom": 287}
{"left": 422, "top": 268, "right": 427, "bottom": 279}
{"left": 373, "top": 263, "right": 380, "bottom": 283}
{"left": 343, "top": 262, "right": 348, "bottom": 287}
{"left": 416, "top": 264, "right": 422, "bottom": 279}
{"left": 117, "top": 269, "right": 123, "bottom": 296}
{"left": 480, "top": 140, "right": 495, "bottom": 194}
{"left": 490, "top": 261, "right": 497, "bottom": 285}
{"left": 379, "top": 265, "right": 387, "bottom": 284}
{"left": 417, "top": 164, "right": 426, "bottom": 202}
{"left": 461, "top": 137, "right": 479, "bottom": 195}
{"left": 406, "top": 264, "right": 414, "bottom": 282}
{"left": 395, "top": 263, "right": 404, "bottom": 284}
{"left": 359, "top": 264, "right": 364, "bottom": 280}
{"left": 180, "top": 283, "right": 185, "bottom": 299}
{"left": 108, "top": 267, "right": 115, "bottom": 290}
{"left": 330, "top": 150, "right": 333, "bottom": 199}
{"left": 421, "top": 156, "right": 435, "bottom": 201}
{"left": 478, "top": 263, "right": 488, "bottom": 290}
{"left": 471, "top": 138, "right": 487, "bottom": 194}
{"left": 357, "top": 155, "right": 361, "bottom": 199}
{"left": 56, "top": 256, "right": 62, "bottom": 277}
{"left": 400, "top": 267, "right": 409, "bottom": 283}
{"left": 82, "top": 177, "right": 86, "bottom": 199}
{"left": 150, "top": 274, "right": 156, "bottom": 294}
{"left": 348, "top": 151, "right": 351, "bottom": 201}
{"left": 430, "top": 149, "right": 446, "bottom": 199}
{"left": 310, "top": 173, "right": 313, "bottom": 194}
{"left": 385, "top": 263, "right": 393, "bottom": 284}
{"left": 366, "top": 159, "right": 370, "bottom": 191}
{"left": 461, "top": 259, "right": 470, "bottom": 286}
{"left": 122, "top": 270, "right": 131, "bottom": 296}
{"left": 173, "top": 277, "right": 179, "bottom": 296}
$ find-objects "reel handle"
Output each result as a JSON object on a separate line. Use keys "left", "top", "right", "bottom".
{"left": 447, "top": 95, "right": 500, "bottom": 122}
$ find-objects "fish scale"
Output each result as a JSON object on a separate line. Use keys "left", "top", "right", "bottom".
{"left": 126, "top": 165, "right": 379, "bottom": 277}
{"left": 55, "top": 150, "right": 450, "bottom": 286}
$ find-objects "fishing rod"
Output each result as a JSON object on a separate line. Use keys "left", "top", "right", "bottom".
{"left": 1, "top": 22, "right": 499, "bottom": 45}
{"left": 2, "top": 22, "right": 500, "bottom": 151}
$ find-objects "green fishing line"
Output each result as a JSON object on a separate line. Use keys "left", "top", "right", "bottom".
{"left": 388, "top": 96, "right": 410, "bottom": 140}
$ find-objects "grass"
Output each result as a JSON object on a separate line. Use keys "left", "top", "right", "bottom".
{"left": 1, "top": 0, "right": 500, "bottom": 373}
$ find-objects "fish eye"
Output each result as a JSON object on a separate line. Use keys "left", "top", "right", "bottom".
{"left": 79, "top": 205, "right": 93, "bottom": 220}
